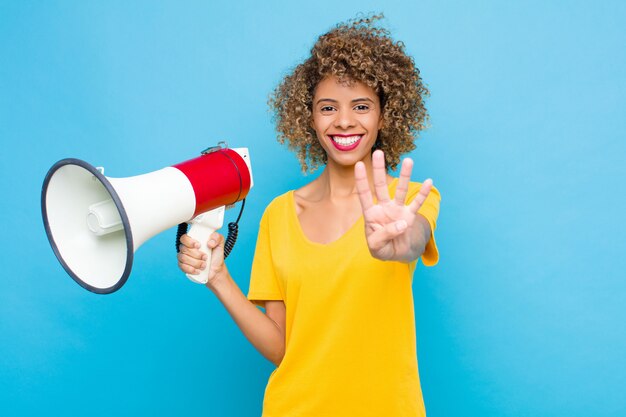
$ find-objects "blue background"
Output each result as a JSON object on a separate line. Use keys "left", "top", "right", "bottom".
{"left": 1, "top": 1, "right": 625, "bottom": 416}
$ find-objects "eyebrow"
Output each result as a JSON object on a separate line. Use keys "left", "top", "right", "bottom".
{"left": 315, "top": 97, "right": 376, "bottom": 105}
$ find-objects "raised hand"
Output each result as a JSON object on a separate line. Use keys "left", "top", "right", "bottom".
{"left": 354, "top": 150, "right": 433, "bottom": 262}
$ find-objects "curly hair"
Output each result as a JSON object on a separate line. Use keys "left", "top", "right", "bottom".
{"left": 269, "top": 14, "right": 429, "bottom": 172}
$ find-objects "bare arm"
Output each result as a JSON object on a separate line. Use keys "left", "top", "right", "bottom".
{"left": 178, "top": 234, "right": 286, "bottom": 366}
{"left": 209, "top": 275, "right": 286, "bottom": 366}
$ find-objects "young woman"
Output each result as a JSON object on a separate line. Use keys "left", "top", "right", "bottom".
{"left": 177, "top": 15, "right": 441, "bottom": 417}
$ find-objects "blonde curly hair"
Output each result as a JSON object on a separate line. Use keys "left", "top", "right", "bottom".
{"left": 269, "top": 14, "right": 429, "bottom": 172}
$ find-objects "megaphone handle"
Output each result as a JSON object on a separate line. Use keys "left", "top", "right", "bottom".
{"left": 186, "top": 223, "right": 215, "bottom": 284}
{"left": 185, "top": 207, "right": 225, "bottom": 284}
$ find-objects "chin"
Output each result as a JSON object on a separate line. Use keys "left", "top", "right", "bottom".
{"left": 327, "top": 153, "right": 369, "bottom": 168}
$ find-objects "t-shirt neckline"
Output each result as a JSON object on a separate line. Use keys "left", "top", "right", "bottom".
{"left": 288, "top": 178, "right": 399, "bottom": 247}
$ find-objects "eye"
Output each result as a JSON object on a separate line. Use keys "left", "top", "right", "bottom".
{"left": 320, "top": 105, "right": 335, "bottom": 114}
{"left": 354, "top": 104, "right": 370, "bottom": 113}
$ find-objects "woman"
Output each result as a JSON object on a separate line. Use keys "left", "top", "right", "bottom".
{"left": 178, "top": 15, "right": 441, "bottom": 417}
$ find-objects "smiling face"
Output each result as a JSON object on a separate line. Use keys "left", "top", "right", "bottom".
{"left": 311, "top": 76, "right": 384, "bottom": 169}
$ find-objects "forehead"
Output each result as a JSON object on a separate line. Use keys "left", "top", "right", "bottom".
{"left": 313, "top": 76, "right": 378, "bottom": 101}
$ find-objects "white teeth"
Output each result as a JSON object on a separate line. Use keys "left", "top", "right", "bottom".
{"left": 331, "top": 135, "right": 362, "bottom": 146}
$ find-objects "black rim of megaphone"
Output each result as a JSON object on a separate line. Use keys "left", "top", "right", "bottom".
{"left": 41, "top": 158, "right": 134, "bottom": 294}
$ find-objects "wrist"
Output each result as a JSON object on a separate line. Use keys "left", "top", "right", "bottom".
{"left": 205, "top": 265, "right": 232, "bottom": 294}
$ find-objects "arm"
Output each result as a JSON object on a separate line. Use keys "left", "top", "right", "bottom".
{"left": 410, "top": 214, "right": 432, "bottom": 259}
{"left": 178, "top": 233, "right": 286, "bottom": 366}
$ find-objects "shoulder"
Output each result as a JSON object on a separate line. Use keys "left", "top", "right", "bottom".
{"left": 263, "top": 190, "right": 293, "bottom": 216}
{"left": 258, "top": 190, "right": 296, "bottom": 230}
{"left": 293, "top": 179, "right": 322, "bottom": 216}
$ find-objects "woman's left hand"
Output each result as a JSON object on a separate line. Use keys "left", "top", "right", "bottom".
{"left": 354, "top": 150, "right": 433, "bottom": 263}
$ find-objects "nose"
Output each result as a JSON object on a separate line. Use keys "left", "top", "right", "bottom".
{"left": 334, "top": 107, "right": 356, "bottom": 130}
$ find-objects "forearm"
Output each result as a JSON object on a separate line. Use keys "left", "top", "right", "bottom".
{"left": 407, "top": 214, "right": 431, "bottom": 262}
{"left": 208, "top": 270, "right": 285, "bottom": 366}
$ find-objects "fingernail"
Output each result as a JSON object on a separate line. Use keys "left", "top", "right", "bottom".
{"left": 209, "top": 239, "right": 216, "bottom": 246}
{"left": 202, "top": 254, "right": 208, "bottom": 261}
{"left": 396, "top": 220, "right": 407, "bottom": 232}
{"left": 201, "top": 262, "right": 206, "bottom": 269}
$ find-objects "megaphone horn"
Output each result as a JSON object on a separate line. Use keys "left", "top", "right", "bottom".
{"left": 41, "top": 145, "right": 253, "bottom": 294}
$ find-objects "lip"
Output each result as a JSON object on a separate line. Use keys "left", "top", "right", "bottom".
{"left": 328, "top": 134, "right": 363, "bottom": 151}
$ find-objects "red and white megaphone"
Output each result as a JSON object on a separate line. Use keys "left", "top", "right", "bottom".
{"left": 41, "top": 143, "right": 253, "bottom": 294}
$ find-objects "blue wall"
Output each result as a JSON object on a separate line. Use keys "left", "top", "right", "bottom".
{"left": 1, "top": 1, "right": 625, "bottom": 416}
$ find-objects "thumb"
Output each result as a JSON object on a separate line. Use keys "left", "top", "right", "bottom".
{"left": 393, "top": 220, "right": 408, "bottom": 233}
{"left": 207, "top": 233, "right": 225, "bottom": 266}
{"left": 368, "top": 220, "right": 407, "bottom": 250}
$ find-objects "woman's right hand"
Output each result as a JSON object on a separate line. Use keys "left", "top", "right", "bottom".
{"left": 177, "top": 233, "right": 228, "bottom": 288}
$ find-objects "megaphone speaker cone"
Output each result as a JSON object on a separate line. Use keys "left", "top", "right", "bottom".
{"left": 41, "top": 159, "right": 133, "bottom": 294}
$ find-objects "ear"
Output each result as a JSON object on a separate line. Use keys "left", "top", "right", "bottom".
{"left": 377, "top": 114, "right": 384, "bottom": 130}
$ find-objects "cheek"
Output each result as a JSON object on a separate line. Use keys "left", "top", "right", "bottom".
{"left": 312, "top": 116, "right": 329, "bottom": 136}
{"left": 310, "top": 119, "right": 326, "bottom": 142}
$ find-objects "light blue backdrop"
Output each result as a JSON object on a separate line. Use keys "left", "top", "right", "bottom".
{"left": 1, "top": 1, "right": 625, "bottom": 416}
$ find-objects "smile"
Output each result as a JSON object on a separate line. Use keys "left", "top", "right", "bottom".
{"left": 329, "top": 135, "right": 363, "bottom": 151}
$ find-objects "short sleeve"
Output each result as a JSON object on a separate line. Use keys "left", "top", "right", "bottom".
{"left": 247, "top": 209, "right": 284, "bottom": 308}
{"left": 413, "top": 184, "right": 441, "bottom": 266}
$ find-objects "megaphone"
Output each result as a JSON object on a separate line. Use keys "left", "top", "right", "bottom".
{"left": 41, "top": 143, "right": 253, "bottom": 294}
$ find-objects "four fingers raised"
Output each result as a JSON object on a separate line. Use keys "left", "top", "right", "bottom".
{"left": 356, "top": 151, "right": 432, "bottom": 212}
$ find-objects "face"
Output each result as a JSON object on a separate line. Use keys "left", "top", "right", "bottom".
{"left": 311, "top": 76, "right": 383, "bottom": 168}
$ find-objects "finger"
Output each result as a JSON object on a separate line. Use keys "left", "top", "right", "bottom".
{"left": 354, "top": 161, "right": 374, "bottom": 212}
{"left": 372, "top": 150, "right": 391, "bottom": 204}
{"left": 177, "top": 252, "right": 207, "bottom": 270}
{"left": 394, "top": 158, "right": 413, "bottom": 206}
{"left": 207, "top": 232, "right": 225, "bottom": 249}
{"left": 178, "top": 244, "right": 208, "bottom": 261}
{"left": 367, "top": 220, "right": 408, "bottom": 250}
{"left": 207, "top": 233, "right": 225, "bottom": 266}
{"left": 180, "top": 234, "right": 200, "bottom": 249}
{"left": 178, "top": 262, "right": 201, "bottom": 275}
{"left": 180, "top": 262, "right": 204, "bottom": 276}
{"left": 408, "top": 179, "right": 433, "bottom": 213}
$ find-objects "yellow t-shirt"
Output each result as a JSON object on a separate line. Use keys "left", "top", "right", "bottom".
{"left": 248, "top": 179, "right": 440, "bottom": 417}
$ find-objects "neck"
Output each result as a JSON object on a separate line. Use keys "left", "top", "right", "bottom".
{"left": 317, "top": 154, "right": 378, "bottom": 199}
